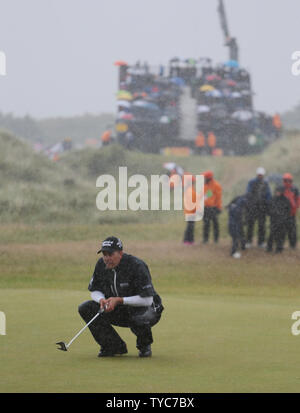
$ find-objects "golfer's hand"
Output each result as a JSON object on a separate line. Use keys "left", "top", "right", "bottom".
{"left": 102, "top": 297, "right": 123, "bottom": 312}
{"left": 100, "top": 298, "right": 109, "bottom": 312}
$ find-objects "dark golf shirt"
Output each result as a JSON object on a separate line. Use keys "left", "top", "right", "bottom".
{"left": 88, "top": 253, "right": 156, "bottom": 299}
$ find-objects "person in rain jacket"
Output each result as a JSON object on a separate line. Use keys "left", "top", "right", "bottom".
{"left": 282, "top": 173, "right": 300, "bottom": 249}
{"left": 227, "top": 195, "right": 247, "bottom": 258}
{"left": 203, "top": 171, "right": 222, "bottom": 243}
{"left": 245, "top": 167, "right": 272, "bottom": 248}
{"left": 183, "top": 175, "right": 202, "bottom": 245}
{"left": 266, "top": 186, "right": 291, "bottom": 253}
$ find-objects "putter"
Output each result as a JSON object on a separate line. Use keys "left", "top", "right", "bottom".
{"left": 56, "top": 308, "right": 105, "bottom": 351}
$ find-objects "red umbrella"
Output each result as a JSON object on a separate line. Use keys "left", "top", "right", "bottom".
{"left": 226, "top": 79, "right": 237, "bottom": 87}
{"left": 114, "top": 60, "right": 128, "bottom": 66}
{"left": 206, "top": 74, "right": 221, "bottom": 82}
{"left": 119, "top": 113, "right": 134, "bottom": 120}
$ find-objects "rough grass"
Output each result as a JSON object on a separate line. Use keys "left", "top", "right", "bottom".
{"left": 1, "top": 130, "right": 300, "bottom": 224}
{"left": 1, "top": 231, "right": 300, "bottom": 296}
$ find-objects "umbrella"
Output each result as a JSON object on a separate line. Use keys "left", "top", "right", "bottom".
{"left": 224, "top": 60, "right": 239, "bottom": 68}
{"left": 232, "top": 110, "right": 253, "bottom": 121}
{"left": 241, "top": 90, "right": 251, "bottom": 96}
{"left": 226, "top": 79, "right": 237, "bottom": 87}
{"left": 133, "top": 92, "right": 148, "bottom": 99}
{"left": 118, "top": 112, "right": 134, "bottom": 120}
{"left": 163, "top": 163, "right": 184, "bottom": 176}
{"left": 163, "top": 162, "right": 177, "bottom": 171}
{"left": 197, "top": 105, "right": 211, "bottom": 114}
{"left": 231, "top": 91, "right": 242, "bottom": 98}
{"left": 205, "top": 89, "right": 223, "bottom": 98}
{"left": 114, "top": 60, "right": 128, "bottom": 66}
{"left": 117, "top": 100, "right": 131, "bottom": 108}
{"left": 132, "top": 100, "right": 160, "bottom": 110}
{"left": 206, "top": 74, "right": 221, "bottom": 82}
{"left": 170, "top": 77, "right": 185, "bottom": 86}
{"left": 117, "top": 90, "right": 133, "bottom": 101}
{"left": 160, "top": 116, "right": 170, "bottom": 124}
{"left": 200, "top": 84, "right": 215, "bottom": 92}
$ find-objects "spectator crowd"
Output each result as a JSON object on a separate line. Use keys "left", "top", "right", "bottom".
{"left": 165, "top": 164, "right": 300, "bottom": 258}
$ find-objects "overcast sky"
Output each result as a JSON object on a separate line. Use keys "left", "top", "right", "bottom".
{"left": 0, "top": 0, "right": 299, "bottom": 118}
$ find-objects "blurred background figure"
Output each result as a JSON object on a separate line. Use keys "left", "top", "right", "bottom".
{"left": 227, "top": 194, "right": 247, "bottom": 258}
{"left": 266, "top": 186, "right": 291, "bottom": 254}
{"left": 101, "top": 130, "right": 112, "bottom": 146}
{"left": 203, "top": 171, "right": 222, "bottom": 244}
{"left": 245, "top": 167, "right": 272, "bottom": 248}
{"left": 282, "top": 173, "right": 300, "bottom": 249}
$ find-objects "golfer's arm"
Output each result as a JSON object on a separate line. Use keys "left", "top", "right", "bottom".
{"left": 91, "top": 290, "right": 105, "bottom": 303}
{"left": 91, "top": 291, "right": 153, "bottom": 307}
{"left": 123, "top": 296, "right": 153, "bottom": 307}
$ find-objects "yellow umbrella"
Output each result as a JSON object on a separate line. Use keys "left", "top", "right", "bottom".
{"left": 199, "top": 84, "right": 215, "bottom": 92}
{"left": 117, "top": 90, "right": 133, "bottom": 101}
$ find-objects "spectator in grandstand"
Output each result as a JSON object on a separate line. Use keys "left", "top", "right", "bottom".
{"left": 272, "top": 113, "right": 282, "bottom": 138}
{"left": 207, "top": 131, "right": 217, "bottom": 155}
{"left": 194, "top": 131, "right": 206, "bottom": 155}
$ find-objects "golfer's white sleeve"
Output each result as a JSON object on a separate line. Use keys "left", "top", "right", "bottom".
{"left": 123, "top": 296, "right": 153, "bottom": 307}
{"left": 91, "top": 290, "right": 105, "bottom": 303}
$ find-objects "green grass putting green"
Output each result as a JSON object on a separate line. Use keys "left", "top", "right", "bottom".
{"left": 1, "top": 220, "right": 300, "bottom": 393}
{"left": 0, "top": 288, "right": 300, "bottom": 393}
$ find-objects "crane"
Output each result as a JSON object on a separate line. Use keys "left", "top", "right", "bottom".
{"left": 217, "top": 0, "right": 239, "bottom": 62}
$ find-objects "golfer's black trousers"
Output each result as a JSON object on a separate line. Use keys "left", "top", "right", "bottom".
{"left": 78, "top": 300, "right": 160, "bottom": 350}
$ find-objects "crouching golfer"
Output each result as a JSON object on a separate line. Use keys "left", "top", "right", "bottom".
{"left": 78, "top": 236, "right": 164, "bottom": 358}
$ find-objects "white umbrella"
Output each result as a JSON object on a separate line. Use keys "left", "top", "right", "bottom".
{"left": 163, "top": 163, "right": 184, "bottom": 176}
{"left": 163, "top": 162, "right": 177, "bottom": 171}
{"left": 241, "top": 90, "right": 251, "bottom": 96}
{"left": 232, "top": 110, "right": 253, "bottom": 121}
{"left": 197, "top": 105, "right": 210, "bottom": 114}
{"left": 117, "top": 100, "right": 131, "bottom": 108}
{"left": 231, "top": 92, "right": 242, "bottom": 98}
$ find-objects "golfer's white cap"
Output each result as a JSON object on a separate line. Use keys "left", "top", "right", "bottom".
{"left": 256, "top": 167, "right": 266, "bottom": 176}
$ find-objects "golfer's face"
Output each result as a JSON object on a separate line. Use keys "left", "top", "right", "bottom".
{"left": 103, "top": 250, "right": 123, "bottom": 269}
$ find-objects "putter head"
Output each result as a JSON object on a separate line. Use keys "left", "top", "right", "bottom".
{"left": 56, "top": 341, "right": 68, "bottom": 351}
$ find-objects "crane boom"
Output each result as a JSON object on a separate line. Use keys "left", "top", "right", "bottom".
{"left": 217, "top": 0, "right": 239, "bottom": 62}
